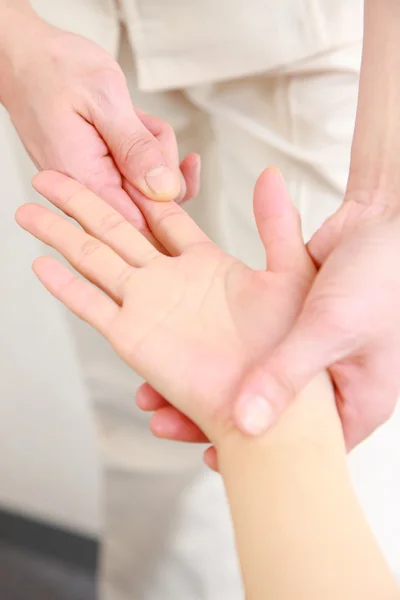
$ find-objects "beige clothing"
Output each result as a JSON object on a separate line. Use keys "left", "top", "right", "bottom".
{"left": 32, "top": 0, "right": 363, "bottom": 89}
{"left": 4, "top": 1, "right": 400, "bottom": 599}
{"left": 119, "top": 0, "right": 363, "bottom": 90}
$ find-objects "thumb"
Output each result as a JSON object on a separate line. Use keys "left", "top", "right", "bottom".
{"left": 254, "top": 167, "right": 313, "bottom": 276}
{"left": 233, "top": 307, "right": 349, "bottom": 436}
{"left": 307, "top": 202, "right": 350, "bottom": 267}
{"left": 90, "top": 83, "right": 181, "bottom": 201}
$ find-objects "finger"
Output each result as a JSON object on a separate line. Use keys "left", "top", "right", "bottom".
{"left": 32, "top": 171, "right": 160, "bottom": 267}
{"left": 124, "top": 180, "right": 211, "bottom": 256}
{"left": 90, "top": 84, "right": 181, "bottom": 201}
{"left": 16, "top": 203, "right": 133, "bottom": 303}
{"left": 341, "top": 396, "right": 396, "bottom": 451}
{"left": 332, "top": 355, "right": 399, "bottom": 451}
{"left": 307, "top": 194, "right": 368, "bottom": 269}
{"left": 150, "top": 407, "right": 210, "bottom": 443}
{"left": 232, "top": 302, "right": 353, "bottom": 436}
{"left": 176, "top": 154, "right": 201, "bottom": 204}
{"left": 136, "top": 383, "right": 169, "bottom": 411}
{"left": 32, "top": 256, "right": 119, "bottom": 336}
{"left": 43, "top": 113, "right": 152, "bottom": 228}
{"left": 203, "top": 447, "right": 219, "bottom": 472}
{"left": 135, "top": 108, "right": 179, "bottom": 164}
{"left": 254, "top": 167, "right": 313, "bottom": 277}
{"left": 93, "top": 183, "right": 150, "bottom": 230}
{"left": 307, "top": 203, "right": 349, "bottom": 268}
{"left": 84, "top": 182, "right": 167, "bottom": 253}
{"left": 136, "top": 111, "right": 202, "bottom": 204}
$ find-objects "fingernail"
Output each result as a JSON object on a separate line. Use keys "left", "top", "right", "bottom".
{"left": 144, "top": 165, "right": 180, "bottom": 199}
{"left": 237, "top": 395, "right": 274, "bottom": 436}
{"left": 270, "top": 166, "right": 283, "bottom": 180}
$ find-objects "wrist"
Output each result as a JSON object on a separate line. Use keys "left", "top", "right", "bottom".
{"left": 0, "top": 4, "right": 43, "bottom": 106}
{"left": 346, "top": 170, "right": 400, "bottom": 211}
{"left": 215, "top": 372, "right": 344, "bottom": 464}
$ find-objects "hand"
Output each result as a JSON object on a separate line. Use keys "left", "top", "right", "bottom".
{"left": 16, "top": 168, "right": 314, "bottom": 446}
{"left": 1, "top": 13, "right": 200, "bottom": 235}
{"left": 232, "top": 189, "right": 400, "bottom": 449}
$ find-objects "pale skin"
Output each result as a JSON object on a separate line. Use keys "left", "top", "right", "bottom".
{"left": 16, "top": 168, "right": 315, "bottom": 444}
{"left": 2, "top": 0, "right": 400, "bottom": 486}
{"left": 0, "top": 0, "right": 201, "bottom": 235}
{"left": 139, "top": 0, "right": 400, "bottom": 451}
{"left": 16, "top": 169, "right": 400, "bottom": 599}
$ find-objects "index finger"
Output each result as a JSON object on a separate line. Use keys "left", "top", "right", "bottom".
{"left": 32, "top": 171, "right": 161, "bottom": 267}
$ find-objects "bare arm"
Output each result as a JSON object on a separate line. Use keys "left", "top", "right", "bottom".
{"left": 348, "top": 0, "right": 400, "bottom": 199}
{"left": 217, "top": 373, "right": 399, "bottom": 600}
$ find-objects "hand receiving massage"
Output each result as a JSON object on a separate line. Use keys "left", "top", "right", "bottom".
{"left": 16, "top": 168, "right": 400, "bottom": 599}
{"left": 16, "top": 167, "right": 314, "bottom": 446}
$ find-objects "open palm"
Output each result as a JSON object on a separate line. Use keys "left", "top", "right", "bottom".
{"left": 16, "top": 169, "right": 314, "bottom": 444}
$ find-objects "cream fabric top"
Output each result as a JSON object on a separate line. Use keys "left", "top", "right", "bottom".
{"left": 121, "top": 0, "right": 364, "bottom": 90}
{"left": 31, "top": 0, "right": 363, "bottom": 90}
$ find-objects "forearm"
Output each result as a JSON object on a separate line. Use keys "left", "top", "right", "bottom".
{"left": 217, "top": 373, "right": 399, "bottom": 600}
{"left": 347, "top": 0, "right": 400, "bottom": 201}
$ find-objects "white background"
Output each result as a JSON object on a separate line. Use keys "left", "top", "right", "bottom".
{"left": 0, "top": 107, "right": 101, "bottom": 536}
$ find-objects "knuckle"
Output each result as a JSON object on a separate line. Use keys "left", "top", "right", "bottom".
{"left": 118, "top": 134, "right": 156, "bottom": 167}
{"left": 89, "top": 67, "right": 127, "bottom": 111}
{"left": 94, "top": 63, "right": 126, "bottom": 98}
{"left": 151, "top": 204, "right": 184, "bottom": 238}
{"left": 97, "top": 211, "right": 126, "bottom": 237}
{"left": 63, "top": 186, "right": 85, "bottom": 207}
{"left": 45, "top": 215, "right": 62, "bottom": 235}
{"left": 155, "top": 203, "right": 181, "bottom": 227}
{"left": 76, "top": 237, "right": 102, "bottom": 267}
{"left": 58, "top": 276, "right": 80, "bottom": 302}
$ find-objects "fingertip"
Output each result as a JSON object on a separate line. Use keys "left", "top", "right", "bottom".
{"left": 32, "top": 256, "right": 72, "bottom": 292}
{"left": 254, "top": 164, "right": 284, "bottom": 194}
{"left": 135, "top": 388, "right": 150, "bottom": 411}
{"left": 15, "top": 204, "right": 28, "bottom": 227}
{"left": 31, "top": 171, "right": 43, "bottom": 190}
{"left": 136, "top": 385, "right": 169, "bottom": 411}
{"left": 149, "top": 412, "right": 167, "bottom": 438}
{"left": 182, "top": 153, "right": 201, "bottom": 171}
{"left": 31, "top": 170, "right": 63, "bottom": 193}
{"left": 142, "top": 166, "right": 181, "bottom": 202}
{"left": 254, "top": 166, "right": 314, "bottom": 275}
{"left": 150, "top": 408, "right": 209, "bottom": 443}
{"left": 31, "top": 256, "right": 51, "bottom": 286}
{"left": 254, "top": 165, "right": 292, "bottom": 218}
{"left": 31, "top": 255, "right": 47, "bottom": 272}
{"left": 233, "top": 393, "right": 275, "bottom": 437}
{"left": 179, "top": 153, "right": 201, "bottom": 203}
{"left": 203, "top": 447, "right": 219, "bottom": 472}
{"left": 268, "top": 165, "right": 283, "bottom": 180}
{"left": 16, "top": 202, "right": 44, "bottom": 228}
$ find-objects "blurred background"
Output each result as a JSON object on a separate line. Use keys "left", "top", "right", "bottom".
{"left": 0, "top": 107, "right": 100, "bottom": 598}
